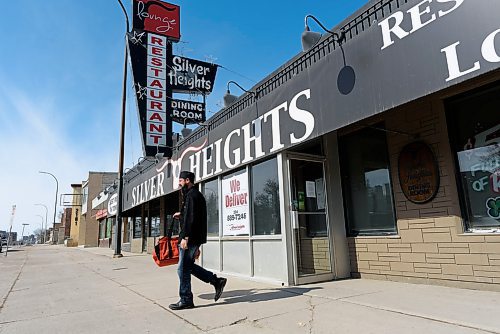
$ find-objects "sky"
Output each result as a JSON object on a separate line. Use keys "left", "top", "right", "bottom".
{"left": 0, "top": 0, "right": 367, "bottom": 237}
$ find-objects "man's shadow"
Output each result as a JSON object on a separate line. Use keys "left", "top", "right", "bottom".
{"left": 196, "top": 287, "right": 321, "bottom": 308}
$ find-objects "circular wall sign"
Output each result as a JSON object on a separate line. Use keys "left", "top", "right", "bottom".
{"left": 108, "top": 193, "right": 118, "bottom": 216}
{"left": 398, "top": 141, "right": 440, "bottom": 204}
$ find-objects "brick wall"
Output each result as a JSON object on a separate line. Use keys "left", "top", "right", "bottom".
{"left": 62, "top": 207, "right": 72, "bottom": 238}
{"left": 348, "top": 97, "right": 500, "bottom": 291}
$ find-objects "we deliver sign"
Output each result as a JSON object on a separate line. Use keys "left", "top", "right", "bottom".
{"left": 222, "top": 171, "right": 249, "bottom": 236}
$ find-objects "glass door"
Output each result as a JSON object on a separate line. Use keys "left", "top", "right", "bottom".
{"left": 288, "top": 156, "right": 333, "bottom": 284}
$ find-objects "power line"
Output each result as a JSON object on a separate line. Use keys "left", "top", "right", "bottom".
{"left": 219, "top": 65, "right": 257, "bottom": 84}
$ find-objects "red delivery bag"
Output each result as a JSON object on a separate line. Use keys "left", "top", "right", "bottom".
{"left": 152, "top": 218, "right": 179, "bottom": 267}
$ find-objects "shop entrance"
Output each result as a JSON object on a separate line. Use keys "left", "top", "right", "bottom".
{"left": 287, "top": 154, "right": 334, "bottom": 284}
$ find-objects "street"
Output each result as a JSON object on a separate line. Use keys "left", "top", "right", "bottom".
{"left": 1, "top": 246, "right": 500, "bottom": 333}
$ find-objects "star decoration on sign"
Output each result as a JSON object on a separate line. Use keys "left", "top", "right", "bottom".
{"left": 205, "top": 55, "right": 218, "bottom": 65}
{"left": 129, "top": 31, "right": 145, "bottom": 45}
{"left": 135, "top": 83, "right": 147, "bottom": 100}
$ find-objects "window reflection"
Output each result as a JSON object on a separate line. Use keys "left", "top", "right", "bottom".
{"left": 203, "top": 179, "right": 219, "bottom": 236}
{"left": 133, "top": 217, "right": 142, "bottom": 239}
{"left": 340, "top": 126, "right": 397, "bottom": 235}
{"left": 150, "top": 216, "right": 160, "bottom": 237}
{"left": 253, "top": 158, "right": 281, "bottom": 235}
{"left": 448, "top": 88, "right": 500, "bottom": 230}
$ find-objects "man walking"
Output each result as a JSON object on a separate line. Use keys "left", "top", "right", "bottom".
{"left": 169, "top": 171, "right": 227, "bottom": 310}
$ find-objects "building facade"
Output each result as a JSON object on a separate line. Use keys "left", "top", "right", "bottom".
{"left": 119, "top": 0, "right": 500, "bottom": 290}
{"left": 91, "top": 184, "right": 118, "bottom": 249}
{"left": 79, "top": 172, "right": 117, "bottom": 248}
{"left": 67, "top": 184, "right": 82, "bottom": 246}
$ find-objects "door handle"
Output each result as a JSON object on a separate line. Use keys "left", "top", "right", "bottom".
{"left": 291, "top": 211, "right": 299, "bottom": 229}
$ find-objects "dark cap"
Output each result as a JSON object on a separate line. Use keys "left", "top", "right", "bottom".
{"left": 179, "top": 171, "right": 195, "bottom": 182}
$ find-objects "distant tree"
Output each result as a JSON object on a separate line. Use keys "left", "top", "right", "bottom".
{"left": 33, "top": 228, "right": 46, "bottom": 243}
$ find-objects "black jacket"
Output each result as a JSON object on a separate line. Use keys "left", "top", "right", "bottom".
{"left": 179, "top": 186, "right": 207, "bottom": 245}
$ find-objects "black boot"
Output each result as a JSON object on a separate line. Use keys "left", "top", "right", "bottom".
{"left": 212, "top": 277, "right": 227, "bottom": 302}
{"left": 168, "top": 300, "right": 195, "bottom": 310}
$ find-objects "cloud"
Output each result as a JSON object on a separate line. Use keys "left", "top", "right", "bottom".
{"left": 0, "top": 84, "right": 113, "bottom": 236}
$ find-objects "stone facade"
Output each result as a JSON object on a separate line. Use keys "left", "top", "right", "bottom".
{"left": 131, "top": 238, "right": 142, "bottom": 253}
{"left": 299, "top": 237, "right": 330, "bottom": 273}
{"left": 347, "top": 83, "right": 500, "bottom": 291}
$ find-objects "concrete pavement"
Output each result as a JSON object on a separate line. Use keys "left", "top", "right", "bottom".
{"left": 1, "top": 245, "right": 500, "bottom": 334}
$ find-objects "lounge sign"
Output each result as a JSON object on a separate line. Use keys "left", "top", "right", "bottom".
{"left": 133, "top": 0, "right": 180, "bottom": 41}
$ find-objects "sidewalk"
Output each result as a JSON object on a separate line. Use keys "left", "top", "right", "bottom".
{"left": 1, "top": 245, "right": 499, "bottom": 334}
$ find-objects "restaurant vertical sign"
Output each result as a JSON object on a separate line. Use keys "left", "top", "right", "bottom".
{"left": 129, "top": 0, "right": 181, "bottom": 158}
{"left": 128, "top": 0, "right": 218, "bottom": 158}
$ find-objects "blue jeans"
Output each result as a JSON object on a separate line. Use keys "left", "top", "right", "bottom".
{"left": 178, "top": 244, "right": 216, "bottom": 304}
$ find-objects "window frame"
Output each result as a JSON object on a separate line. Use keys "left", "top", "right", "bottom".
{"left": 202, "top": 177, "right": 220, "bottom": 238}
{"left": 250, "top": 157, "right": 282, "bottom": 236}
{"left": 339, "top": 124, "right": 398, "bottom": 237}
{"left": 133, "top": 216, "right": 142, "bottom": 239}
{"left": 445, "top": 83, "right": 500, "bottom": 231}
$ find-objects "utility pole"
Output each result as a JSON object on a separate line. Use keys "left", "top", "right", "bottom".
{"left": 21, "top": 223, "right": 29, "bottom": 246}
{"left": 5, "top": 205, "right": 16, "bottom": 257}
{"left": 39, "top": 171, "right": 59, "bottom": 244}
{"left": 34, "top": 203, "right": 48, "bottom": 244}
{"left": 36, "top": 215, "right": 44, "bottom": 244}
{"left": 113, "top": 0, "right": 130, "bottom": 259}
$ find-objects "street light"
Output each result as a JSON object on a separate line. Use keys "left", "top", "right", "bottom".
{"left": 34, "top": 203, "right": 48, "bottom": 243}
{"left": 39, "top": 171, "right": 59, "bottom": 244}
{"left": 21, "top": 223, "right": 29, "bottom": 246}
{"left": 36, "top": 214, "right": 44, "bottom": 244}
{"left": 223, "top": 81, "right": 257, "bottom": 108}
{"left": 301, "top": 14, "right": 345, "bottom": 52}
{"left": 113, "top": 0, "right": 130, "bottom": 258}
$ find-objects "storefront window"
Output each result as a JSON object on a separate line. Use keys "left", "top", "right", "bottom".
{"left": 339, "top": 127, "right": 397, "bottom": 236}
{"left": 252, "top": 158, "right": 281, "bottom": 235}
{"left": 99, "top": 220, "right": 106, "bottom": 239}
{"left": 447, "top": 85, "right": 500, "bottom": 230}
{"left": 150, "top": 216, "right": 160, "bottom": 237}
{"left": 133, "top": 217, "right": 142, "bottom": 239}
{"left": 203, "top": 178, "right": 219, "bottom": 236}
{"left": 106, "top": 218, "right": 112, "bottom": 238}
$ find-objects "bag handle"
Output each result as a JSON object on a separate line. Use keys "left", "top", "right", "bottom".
{"left": 165, "top": 216, "right": 177, "bottom": 238}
